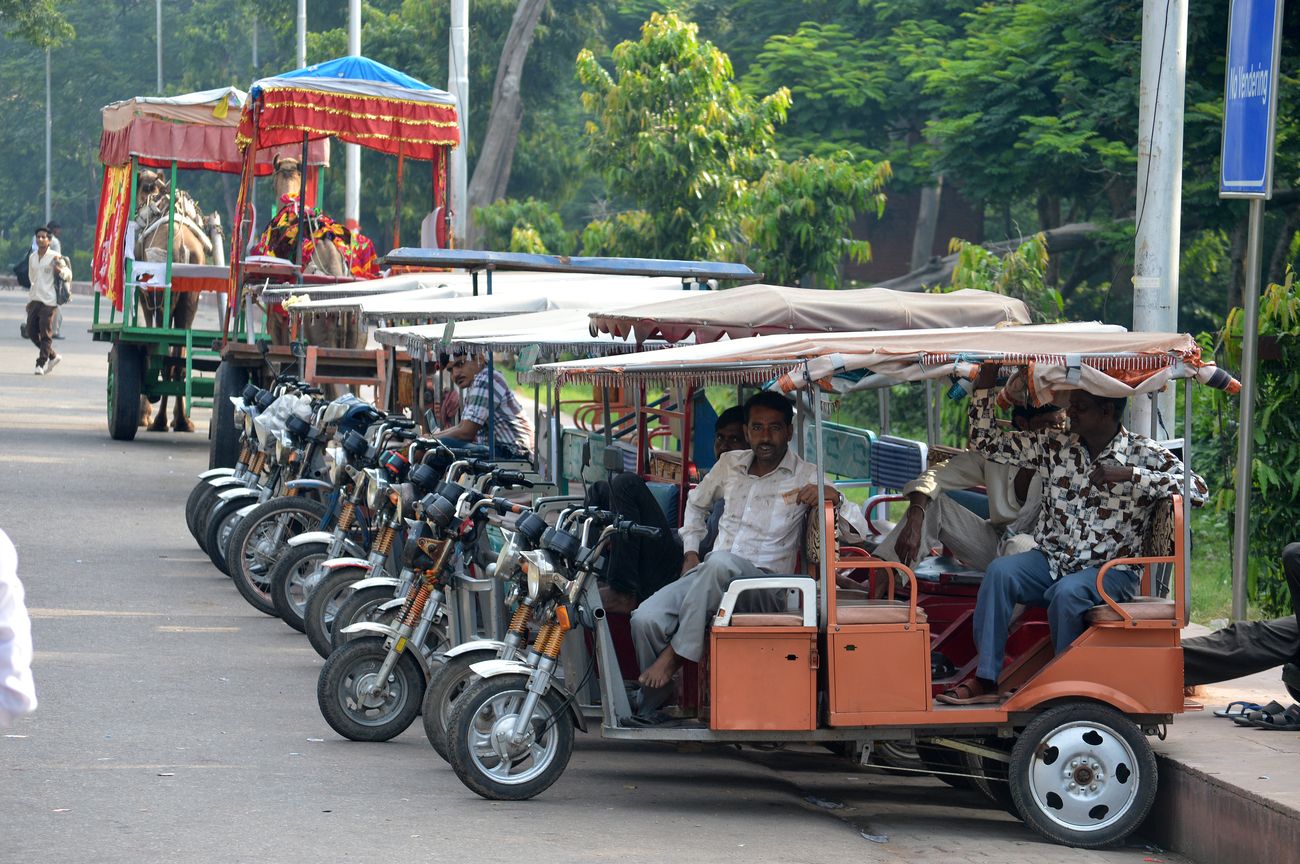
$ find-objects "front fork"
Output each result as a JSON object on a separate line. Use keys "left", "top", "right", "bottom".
{"left": 509, "top": 622, "right": 568, "bottom": 745}
{"left": 365, "top": 585, "right": 444, "bottom": 695}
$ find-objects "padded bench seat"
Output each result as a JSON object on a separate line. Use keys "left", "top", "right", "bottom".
{"left": 729, "top": 612, "right": 805, "bottom": 627}
{"left": 837, "top": 599, "right": 927, "bottom": 625}
{"left": 1085, "top": 596, "right": 1175, "bottom": 623}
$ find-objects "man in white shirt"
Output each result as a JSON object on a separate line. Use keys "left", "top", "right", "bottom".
{"left": 26, "top": 226, "right": 71, "bottom": 375}
{"left": 0, "top": 529, "right": 37, "bottom": 727}
{"left": 875, "top": 402, "right": 1065, "bottom": 570}
{"left": 630, "top": 391, "right": 865, "bottom": 709}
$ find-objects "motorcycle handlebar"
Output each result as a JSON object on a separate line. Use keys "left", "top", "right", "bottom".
{"left": 491, "top": 470, "right": 533, "bottom": 489}
{"left": 618, "top": 520, "right": 665, "bottom": 540}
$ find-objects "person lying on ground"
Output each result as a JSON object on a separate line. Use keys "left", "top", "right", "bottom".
{"left": 876, "top": 401, "right": 1065, "bottom": 572}
{"left": 938, "top": 364, "right": 1206, "bottom": 705}
{"left": 586, "top": 406, "right": 746, "bottom": 615}
{"left": 629, "top": 391, "right": 868, "bottom": 712}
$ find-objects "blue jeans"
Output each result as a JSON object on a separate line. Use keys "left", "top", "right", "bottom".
{"left": 973, "top": 549, "right": 1140, "bottom": 682}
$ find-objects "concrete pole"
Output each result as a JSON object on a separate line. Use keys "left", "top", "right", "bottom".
{"left": 1131, "top": 0, "right": 1189, "bottom": 437}
{"left": 297, "top": 0, "right": 307, "bottom": 68}
{"left": 449, "top": 0, "right": 469, "bottom": 245}
{"left": 155, "top": 0, "right": 162, "bottom": 93}
{"left": 345, "top": 0, "right": 361, "bottom": 229}
{"left": 44, "top": 48, "right": 51, "bottom": 225}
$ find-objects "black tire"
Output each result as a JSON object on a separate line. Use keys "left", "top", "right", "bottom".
{"left": 422, "top": 649, "right": 496, "bottom": 762}
{"left": 270, "top": 541, "right": 329, "bottom": 633}
{"left": 189, "top": 481, "right": 227, "bottom": 554}
{"left": 316, "top": 636, "right": 425, "bottom": 742}
{"left": 203, "top": 496, "right": 251, "bottom": 575}
{"left": 1008, "top": 702, "right": 1158, "bottom": 849}
{"left": 185, "top": 478, "right": 216, "bottom": 542}
{"left": 108, "top": 342, "right": 144, "bottom": 441}
{"left": 963, "top": 738, "right": 1016, "bottom": 815}
{"left": 915, "top": 740, "right": 975, "bottom": 790}
{"left": 448, "top": 673, "right": 574, "bottom": 801}
{"left": 209, "top": 361, "right": 248, "bottom": 469}
{"left": 226, "top": 497, "right": 329, "bottom": 616}
{"left": 304, "top": 565, "right": 371, "bottom": 659}
{"left": 332, "top": 584, "right": 403, "bottom": 649}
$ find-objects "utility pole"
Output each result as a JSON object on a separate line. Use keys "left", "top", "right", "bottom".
{"left": 345, "top": 0, "right": 361, "bottom": 230}
{"left": 297, "top": 0, "right": 307, "bottom": 68}
{"left": 155, "top": 0, "right": 163, "bottom": 93}
{"left": 1131, "top": 0, "right": 1189, "bottom": 437}
{"left": 251, "top": 15, "right": 259, "bottom": 75}
{"left": 44, "top": 47, "right": 51, "bottom": 224}
{"left": 449, "top": 0, "right": 469, "bottom": 245}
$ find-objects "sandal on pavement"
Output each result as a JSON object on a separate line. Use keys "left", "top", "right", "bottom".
{"left": 1232, "top": 699, "right": 1288, "bottom": 727}
{"left": 1245, "top": 703, "right": 1300, "bottom": 731}
{"left": 936, "top": 680, "right": 1001, "bottom": 705}
{"left": 1213, "top": 700, "right": 1262, "bottom": 719}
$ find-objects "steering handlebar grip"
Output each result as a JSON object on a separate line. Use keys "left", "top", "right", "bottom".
{"left": 492, "top": 470, "right": 533, "bottom": 488}
{"left": 622, "top": 521, "right": 665, "bottom": 540}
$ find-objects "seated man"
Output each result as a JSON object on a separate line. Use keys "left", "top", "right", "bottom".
{"left": 877, "top": 400, "right": 1065, "bottom": 571}
{"left": 435, "top": 351, "right": 535, "bottom": 459}
{"left": 630, "top": 391, "right": 867, "bottom": 710}
{"left": 587, "top": 406, "right": 747, "bottom": 615}
{"left": 939, "top": 364, "right": 1206, "bottom": 704}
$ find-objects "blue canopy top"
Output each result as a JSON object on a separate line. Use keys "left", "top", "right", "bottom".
{"left": 272, "top": 56, "right": 434, "bottom": 92}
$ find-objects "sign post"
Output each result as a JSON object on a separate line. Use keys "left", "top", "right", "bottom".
{"left": 1222, "top": 0, "right": 1284, "bottom": 621}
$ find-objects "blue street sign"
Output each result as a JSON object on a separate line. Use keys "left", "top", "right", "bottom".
{"left": 1220, "top": 0, "right": 1284, "bottom": 198}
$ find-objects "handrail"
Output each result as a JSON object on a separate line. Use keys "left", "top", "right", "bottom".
{"left": 823, "top": 502, "right": 922, "bottom": 629}
{"left": 1092, "top": 493, "right": 1185, "bottom": 627}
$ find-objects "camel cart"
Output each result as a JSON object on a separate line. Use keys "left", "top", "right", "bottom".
{"left": 90, "top": 86, "right": 327, "bottom": 441}
{"left": 211, "top": 56, "right": 459, "bottom": 468}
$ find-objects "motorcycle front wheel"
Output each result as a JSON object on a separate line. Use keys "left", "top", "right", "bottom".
{"left": 422, "top": 648, "right": 497, "bottom": 762}
{"left": 227, "top": 497, "right": 328, "bottom": 616}
{"left": 269, "top": 541, "right": 329, "bottom": 632}
{"left": 317, "top": 636, "right": 425, "bottom": 742}
{"left": 203, "top": 497, "right": 249, "bottom": 575}
{"left": 304, "top": 565, "right": 371, "bottom": 659}
{"left": 331, "top": 584, "right": 403, "bottom": 650}
{"left": 447, "top": 673, "right": 574, "bottom": 800}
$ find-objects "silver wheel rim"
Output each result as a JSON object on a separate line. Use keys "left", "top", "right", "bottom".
{"left": 336, "top": 652, "right": 409, "bottom": 726}
{"left": 286, "top": 555, "right": 326, "bottom": 616}
{"left": 241, "top": 511, "right": 316, "bottom": 593}
{"left": 464, "top": 687, "right": 558, "bottom": 786}
{"left": 1026, "top": 720, "right": 1140, "bottom": 832}
{"left": 438, "top": 658, "right": 479, "bottom": 733}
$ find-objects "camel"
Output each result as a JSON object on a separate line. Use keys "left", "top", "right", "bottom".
{"left": 132, "top": 170, "right": 223, "bottom": 432}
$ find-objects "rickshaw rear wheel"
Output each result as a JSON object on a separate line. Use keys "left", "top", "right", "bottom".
{"left": 914, "top": 740, "right": 975, "bottom": 790}
{"left": 108, "top": 342, "right": 144, "bottom": 441}
{"left": 963, "top": 738, "right": 1016, "bottom": 815}
{"left": 1008, "top": 702, "right": 1157, "bottom": 849}
{"left": 448, "top": 673, "right": 574, "bottom": 801}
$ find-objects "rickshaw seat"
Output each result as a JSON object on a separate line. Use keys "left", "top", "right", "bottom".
{"left": 1085, "top": 597, "right": 1175, "bottom": 624}
{"left": 836, "top": 600, "right": 929, "bottom": 625}
{"left": 728, "top": 612, "right": 805, "bottom": 627}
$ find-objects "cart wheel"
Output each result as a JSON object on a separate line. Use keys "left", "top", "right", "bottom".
{"left": 1008, "top": 702, "right": 1157, "bottom": 848}
{"left": 108, "top": 343, "right": 144, "bottom": 441}
{"left": 209, "top": 361, "right": 248, "bottom": 469}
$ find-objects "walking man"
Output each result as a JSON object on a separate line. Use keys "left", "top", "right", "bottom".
{"left": 26, "top": 226, "right": 71, "bottom": 375}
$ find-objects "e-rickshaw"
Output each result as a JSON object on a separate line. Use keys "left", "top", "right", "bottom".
{"left": 211, "top": 55, "right": 460, "bottom": 469}
{"left": 444, "top": 324, "right": 1239, "bottom": 850}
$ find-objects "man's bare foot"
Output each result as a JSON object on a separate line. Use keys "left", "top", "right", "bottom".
{"left": 638, "top": 646, "right": 683, "bottom": 690}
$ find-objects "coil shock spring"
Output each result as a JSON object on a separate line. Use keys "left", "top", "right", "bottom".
{"left": 250, "top": 452, "right": 266, "bottom": 474}
{"left": 401, "top": 582, "right": 430, "bottom": 628}
{"left": 238, "top": 442, "right": 252, "bottom": 465}
{"left": 372, "top": 525, "right": 396, "bottom": 556}
{"left": 507, "top": 602, "right": 533, "bottom": 636}
{"left": 533, "top": 622, "right": 565, "bottom": 660}
{"left": 336, "top": 500, "right": 355, "bottom": 532}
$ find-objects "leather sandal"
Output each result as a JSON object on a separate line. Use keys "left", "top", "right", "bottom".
{"left": 935, "top": 680, "right": 1001, "bottom": 705}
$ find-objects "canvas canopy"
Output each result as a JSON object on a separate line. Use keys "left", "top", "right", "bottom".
{"left": 588, "top": 285, "right": 1032, "bottom": 344}
{"left": 238, "top": 56, "right": 459, "bottom": 160}
{"left": 375, "top": 308, "right": 674, "bottom": 358}
{"left": 99, "top": 87, "right": 327, "bottom": 173}
{"left": 534, "top": 324, "right": 1241, "bottom": 401}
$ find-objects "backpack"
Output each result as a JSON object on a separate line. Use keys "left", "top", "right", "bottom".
{"left": 11, "top": 255, "right": 30, "bottom": 289}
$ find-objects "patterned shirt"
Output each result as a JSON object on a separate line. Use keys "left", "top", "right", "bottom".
{"left": 460, "top": 366, "right": 534, "bottom": 456}
{"left": 968, "top": 388, "right": 1206, "bottom": 580}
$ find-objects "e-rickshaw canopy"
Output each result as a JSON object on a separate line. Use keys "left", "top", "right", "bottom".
{"left": 374, "top": 308, "right": 675, "bottom": 357}
{"left": 587, "top": 285, "right": 1033, "bottom": 344}
{"left": 536, "top": 325, "right": 1242, "bottom": 399}
{"left": 383, "top": 248, "right": 756, "bottom": 282}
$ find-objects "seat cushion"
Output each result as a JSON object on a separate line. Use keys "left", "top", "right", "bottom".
{"left": 835, "top": 600, "right": 927, "bottom": 625}
{"left": 1085, "top": 596, "right": 1175, "bottom": 623}
{"left": 727, "top": 612, "right": 806, "bottom": 627}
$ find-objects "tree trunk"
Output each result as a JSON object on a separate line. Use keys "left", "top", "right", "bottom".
{"left": 909, "top": 177, "right": 944, "bottom": 271}
{"left": 465, "top": 0, "right": 549, "bottom": 248}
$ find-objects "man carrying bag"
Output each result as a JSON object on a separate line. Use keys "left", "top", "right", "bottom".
{"left": 26, "top": 226, "right": 71, "bottom": 375}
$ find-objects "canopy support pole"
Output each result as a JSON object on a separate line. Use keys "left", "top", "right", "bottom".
{"left": 293, "top": 132, "right": 309, "bottom": 273}
{"left": 163, "top": 159, "right": 178, "bottom": 326}
{"left": 1183, "top": 376, "right": 1193, "bottom": 621}
{"left": 809, "top": 367, "right": 830, "bottom": 632}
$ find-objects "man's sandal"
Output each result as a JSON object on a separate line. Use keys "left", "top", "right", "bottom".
{"left": 935, "top": 681, "right": 1001, "bottom": 705}
{"left": 1244, "top": 703, "right": 1300, "bottom": 731}
{"left": 1232, "top": 699, "right": 1288, "bottom": 727}
{"left": 1213, "top": 700, "right": 1263, "bottom": 719}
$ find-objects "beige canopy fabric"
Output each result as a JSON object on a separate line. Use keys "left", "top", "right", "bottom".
{"left": 534, "top": 324, "right": 1241, "bottom": 400}
{"left": 374, "top": 308, "right": 668, "bottom": 358}
{"left": 588, "top": 285, "right": 1033, "bottom": 344}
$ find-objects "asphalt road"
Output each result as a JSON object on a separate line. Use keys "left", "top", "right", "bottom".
{"left": 0, "top": 291, "right": 1191, "bottom": 864}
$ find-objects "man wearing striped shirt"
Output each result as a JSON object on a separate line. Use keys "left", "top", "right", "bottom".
{"left": 436, "top": 352, "right": 534, "bottom": 459}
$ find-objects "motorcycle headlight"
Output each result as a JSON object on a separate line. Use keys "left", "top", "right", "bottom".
{"left": 494, "top": 537, "right": 521, "bottom": 583}
{"left": 522, "top": 550, "right": 557, "bottom": 601}
{"left": 366, "top": 472, "right": 386, "bottom": 510}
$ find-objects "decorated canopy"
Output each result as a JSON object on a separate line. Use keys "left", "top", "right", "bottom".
{"left": 534, "top": 325, "right": 1241, "bottom": 400}
{"left": 588, "top": 285, "right": 1032, "bottom": 344}
{"left": 237, "top": 56, "right": 459, "bottom": 160}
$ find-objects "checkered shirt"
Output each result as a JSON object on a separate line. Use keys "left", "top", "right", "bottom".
{"left": 968, "top": 388, "right": 1206, "bottom": 580}
{"left": 460, "top": 366, "right": 534, "bottom": 456}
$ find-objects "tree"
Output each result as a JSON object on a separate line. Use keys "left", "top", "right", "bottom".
{"left": 473, "top": 197, "right": 572, "bottom": 254}
{"left": 0, "top": 0, "right": 74, "bottom": 48}
{"left": 947, "top": 233, "right": 1064, "bottom": 322}
{"left": 575, "top": 11, "right": 790, "bottom": 260}
{"left": 742, "top": 154, "right": 891, "bottom": 287}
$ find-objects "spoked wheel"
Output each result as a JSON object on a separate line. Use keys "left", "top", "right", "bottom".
{"left": 316, "top": 636, "right": 425, "bottom": 742}
{"left": 1008, "top": 703, "right": 1157, "bottom": 848}
{"left": 331, "top": 584, "right": 403, "bottom": 649}
{"left": 304, "top": 565, "right": 371, "bottom": 659}
{"left": 226, "top": 497, "right": 328, "bottom": 616}
{"left": 448, "top": 673, "right": 574, "bottom": 800}
{"left": 422, "top": 648, "right": 497, "bottom": 762}
{"left": 269, "top": 542, "right": 329, "bottom": 633}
